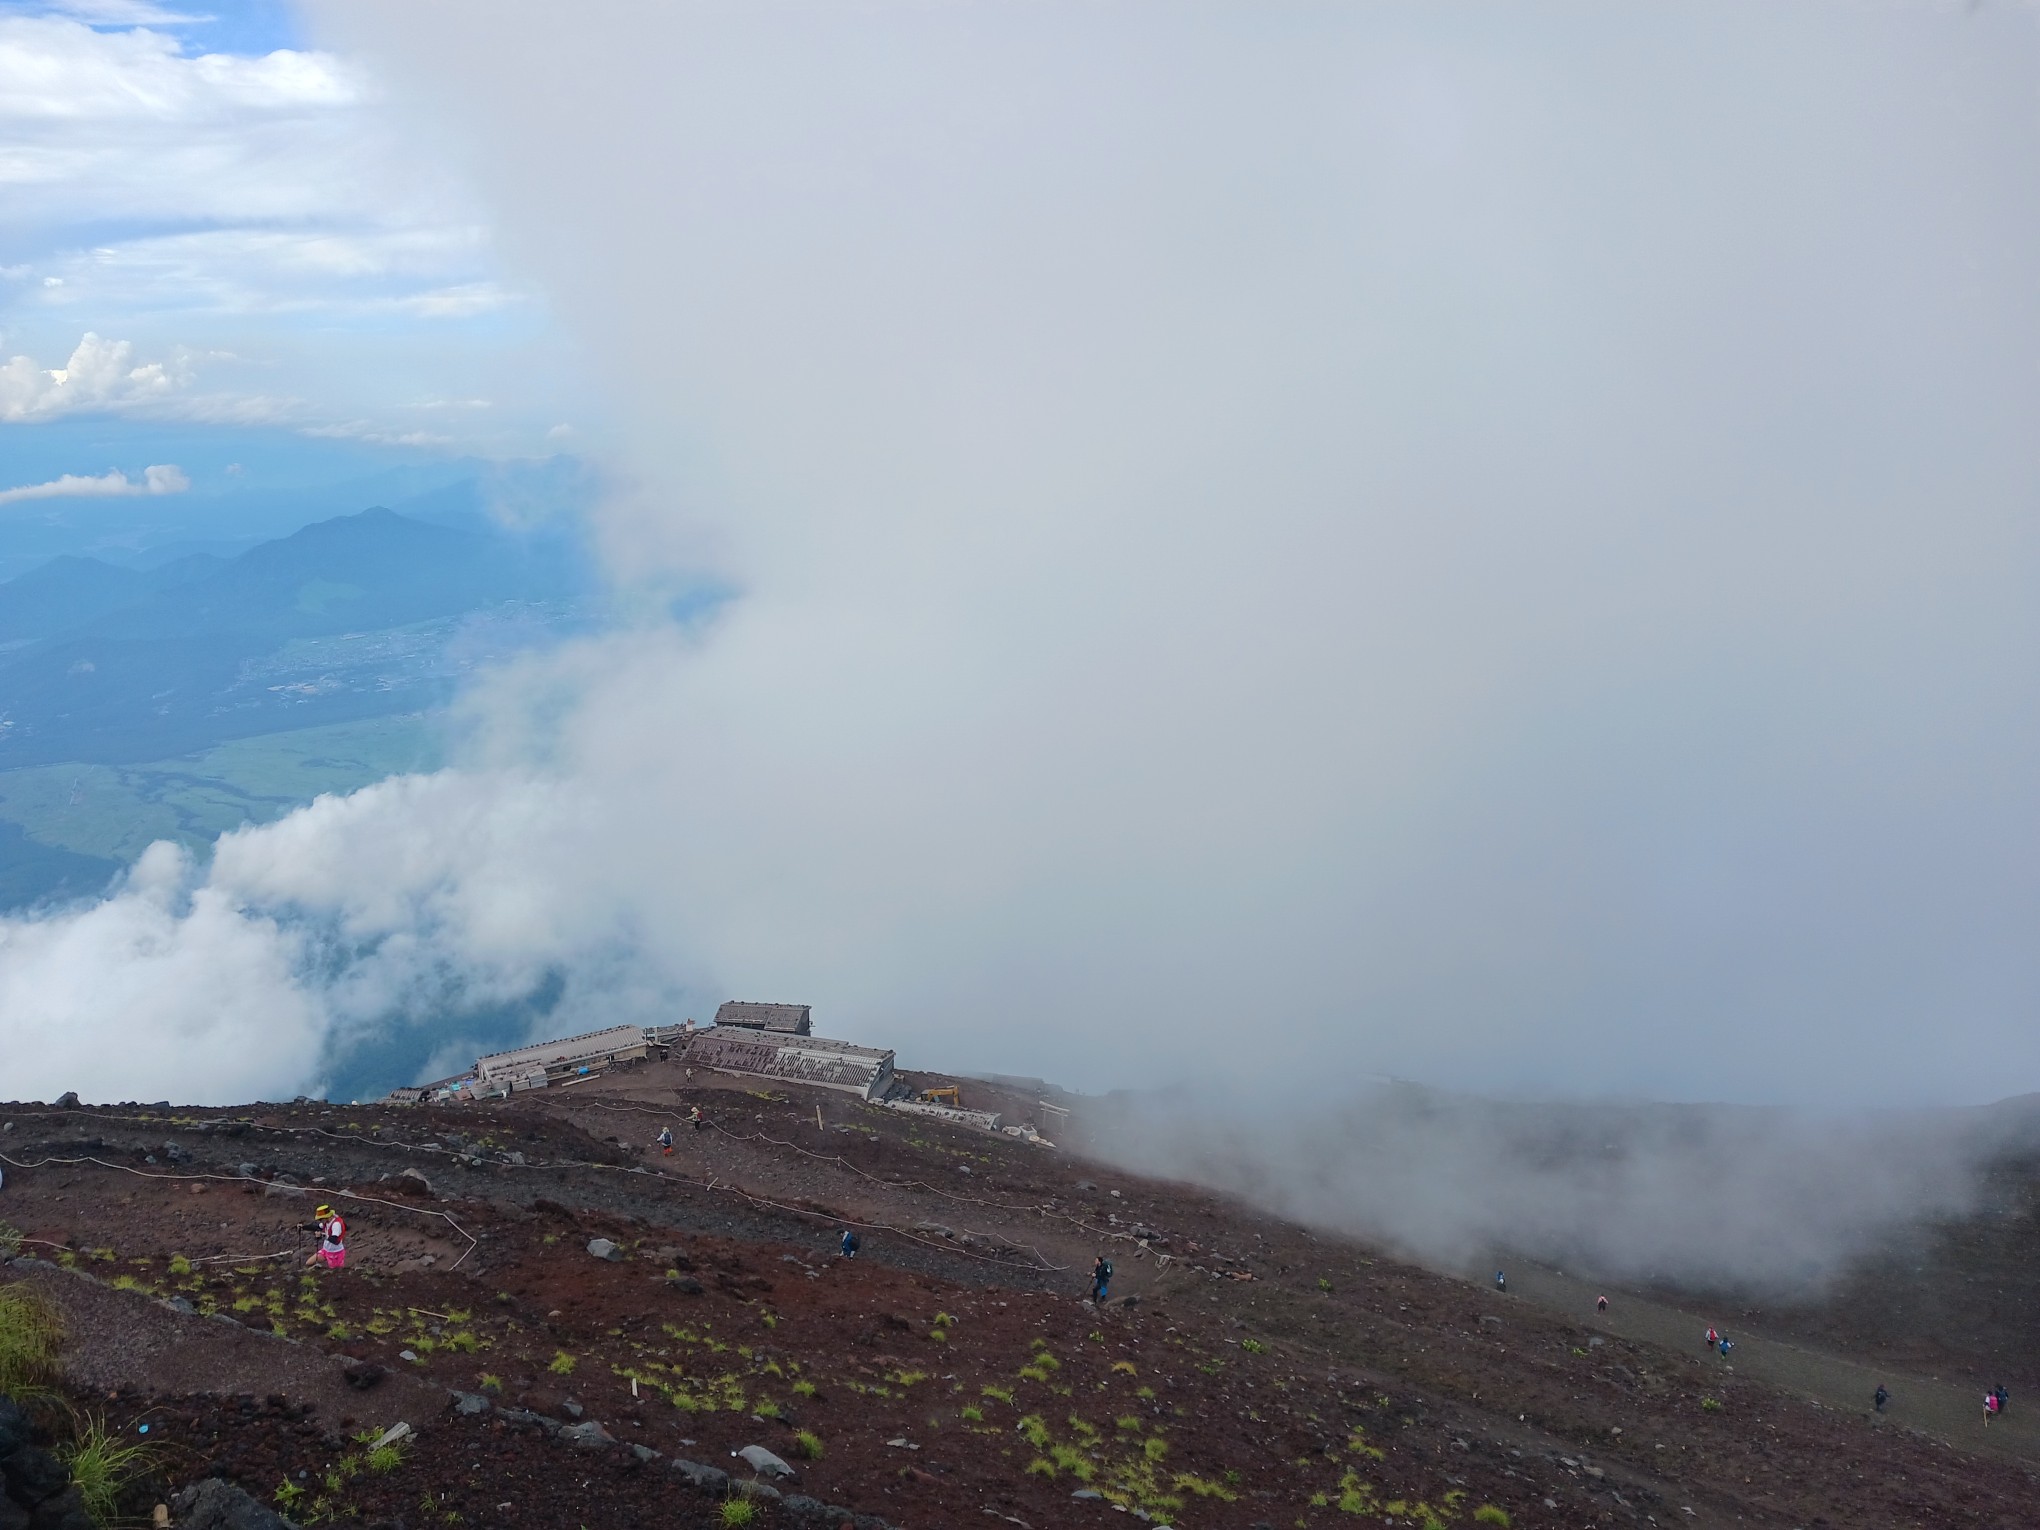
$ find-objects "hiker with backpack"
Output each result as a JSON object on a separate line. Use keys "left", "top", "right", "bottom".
{"left": 1092, "top": 1254, "right": 1112, "bottom": 1305}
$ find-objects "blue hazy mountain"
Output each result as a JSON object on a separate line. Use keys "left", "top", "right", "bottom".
{"left": 0, "top": 551, "right": 224, "bottom": 643}
{"left": 0, "top": 505, "right": 593, "bottom": 768}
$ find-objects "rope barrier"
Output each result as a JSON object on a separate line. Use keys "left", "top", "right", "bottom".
{"left": 1, "top": 1099, "right": 1154, "bottom": 1276}
{"left": 0, "top": 1151, "right": 481, "bottom": 1271}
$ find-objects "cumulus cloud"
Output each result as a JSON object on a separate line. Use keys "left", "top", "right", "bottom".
{"left": 0, "top": 461, "right": 187, "bottom": 505}
{"left": 0, "top": 332, "right": 186, "bottom": 420}
{"left": 0, "top": 770, "right": 685, "bottom": 1105}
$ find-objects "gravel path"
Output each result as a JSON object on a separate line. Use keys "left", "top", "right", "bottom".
{"left": 1485, "top": 1258, "right": 2040, "bottom": 1466}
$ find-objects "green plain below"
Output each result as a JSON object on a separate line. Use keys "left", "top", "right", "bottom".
{"left": 0, "top": 711, "right": 444, "bottom": 869}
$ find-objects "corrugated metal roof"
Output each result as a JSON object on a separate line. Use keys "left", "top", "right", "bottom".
{"left": 475, "top": 1024, "right": 648, "bottom": 1080}
{"left": 713, "top": 1001, "right": 813, "bottom": 1034}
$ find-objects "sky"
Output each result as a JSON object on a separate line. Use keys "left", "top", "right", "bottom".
{"left": 4, "top": 1, "right": 2040, "bottom": 1119}
{"left": 0, "top": 0, "right": 581, "bottom": 481}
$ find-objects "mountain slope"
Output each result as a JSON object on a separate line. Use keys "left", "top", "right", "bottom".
{"left": 0, "top": 507, "right": 586, "bottom": 768}
{"left": 0, "top": 551, "right": 224, "bottom": 644}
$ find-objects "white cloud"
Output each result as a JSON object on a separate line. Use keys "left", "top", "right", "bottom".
{"left": 0, "top": 460, "right": 187, "bottom": 504}
{"left": 44, "top": 1, "right": 211, "bottom": 25}
{"left": 0, "top": 841, "right": 327, "bottom": 1106}
{"left": 0, "top": 11, "right": 539, "bottom": 436}
{"left": 0, "top": 771, "right": 672, "bottom": 1105}
{"left": 0, "top": 331, "right": 185, "bottom": 419}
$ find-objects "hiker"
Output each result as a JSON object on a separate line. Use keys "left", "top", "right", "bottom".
{"left": 1596, "top": 1294, "right": 1609, "bottom": 1314}
{"left": 304, "top": 1203, "right": 346, "bottom": 1271}
{"left": 1993, "top": 1385, "right": 2008, "bottom": 1416}
{"left": 1718, "top": 1337, "right": 1734, "bottom": 1359}
{"left": 840, "top": 1229, "right": 860, "bottom": 1259}
{"left": 657, "top": 1126, "right": 674, "bottom": 1156}
{"left": 1985, "top": 1390, "right": 2001, "bottom": 1426}
{"left": 1092, "top": 1254, "right": 1112, "bottom": 1305}
{"left": 1874, "top": 1384, "right": 1889, "bottom": 1415}
{"left": 689, "top": 1105, "right": 706, "bottom": 1132}
{"left": 1705, "top": 1326, "right": 1719, "bottom": 1351}
{"left": 1494, "top": 1270, "right": 1506, "bottom": 1292}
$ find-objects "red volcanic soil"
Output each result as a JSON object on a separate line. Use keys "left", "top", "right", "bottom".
{"left": 3, "top": 1059, "right": 2038, "bottom": 1528}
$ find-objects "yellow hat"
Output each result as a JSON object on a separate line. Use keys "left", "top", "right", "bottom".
{"left": 316, "top": 1204, "right": 334, "bottom": 1217}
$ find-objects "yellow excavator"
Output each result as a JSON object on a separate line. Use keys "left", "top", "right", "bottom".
{"left": 919, "top": 1086, "right": 962, "bottom": 1107}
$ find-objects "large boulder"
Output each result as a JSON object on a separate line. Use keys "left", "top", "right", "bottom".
{"left": 736, "top": 1444, "right": 795, "bottom": 1480}
{"left": 668, "top": 1458, "right": 729, "bottom": 1496}
{"left": 171, "top": 1477, "right": 303, "bottom": 1530}
{"left": 0, "top": 1395, "right": 31, "bottom": 1456}
{"left": 0, "top": 1447, "right": 67, "bottom": 1506}
{"left": 26, "top": 1484, "right": 92, "bottom": 1530}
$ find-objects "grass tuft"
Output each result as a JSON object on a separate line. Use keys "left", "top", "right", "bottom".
{"left": 0, "top": 1283, "right": 63, "bottom": 1395}
{"left": 63, "top": 1417, "right": 154, "bottom": 1524}
{"left": 794, "top": 1429, "right": 824, "bottom": 1460}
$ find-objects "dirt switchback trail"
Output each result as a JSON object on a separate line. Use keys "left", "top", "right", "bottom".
{"left": 1490, "top": 1261, "right": 2040, "bottom": 1465}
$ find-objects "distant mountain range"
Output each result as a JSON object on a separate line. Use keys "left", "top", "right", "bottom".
{"left": 0, "top": 506, "right": 592, "bottom": 768}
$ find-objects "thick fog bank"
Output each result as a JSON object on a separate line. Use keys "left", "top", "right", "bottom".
{"left": 12, "top": 3, "right": 2040, "bottom": 1112}
{"left": 1077, "top": 1085, "right": 2040, "bottom": 1294}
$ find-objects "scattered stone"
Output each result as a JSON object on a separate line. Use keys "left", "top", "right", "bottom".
{"left": 1479, "top": 1316, "right": 1503, "bottom": 1328}
{"left": 497, "top": 1410, "right": 561, "bottom": 1436}
{"left": 559, "top": 1400, "right": 584, "bottom": 1419}
{"left": 668, "top": 1275, "right": 705, "bottom": 1295}
{"left": 737, "top": 1444, "right": 796, "bottom": 1479}
{"left": 450, "top": 1392, "right": 490, "bottom": 1416}
{"left": 735, "top": 1480, "right": 784, "bottom": 1502}
{"left": 164, "top": 1296, "right": 196, "bottom": 1315}
{"left": 505, "top": 1151, "right": 526, "bottom": 1166}
{"left": 560, "top": 1420, "right": 616, "bottom": 1449}
{"left": 629, "top": 1444, "right": 661, "bottom": 1465}
{"left": 912, "top": 1222, "right": 953, "bottom": 1238}
{"left": 586, "top": 1238, "right": 624, "bottom": 1262}
{"left": 262, "top": 1180, "right": 304, "bottom": 1200}
{"left": 397, "top": 1168, "right": 433, "bottom": 1195}
{"left": 53, "top": 1092, "right": 79, "bottom": 1110}
{"left": 396, "top": 1351, "right": 419, "bottom": 1364}
{"left": 669, "top": 1458, "right": 730, "bottom": 1496}
{"left": 1588, "top": 1336, "right": 1605, "bottom": 1348}
{"left": 172, "top": 1477, "right": 302, "bottom": 1530}
{"left": 1072, "top": 1488, "right": 1105, "bottom": 1500}
{"left": 779, "top": 1494, "right": 828, "bottom": 1521}
{"left": 883, "top": 1437, "right": 919, "bottom": 1450}
{"left": 1074, "top": 1181, "right": 1098, "bottom": 1192}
